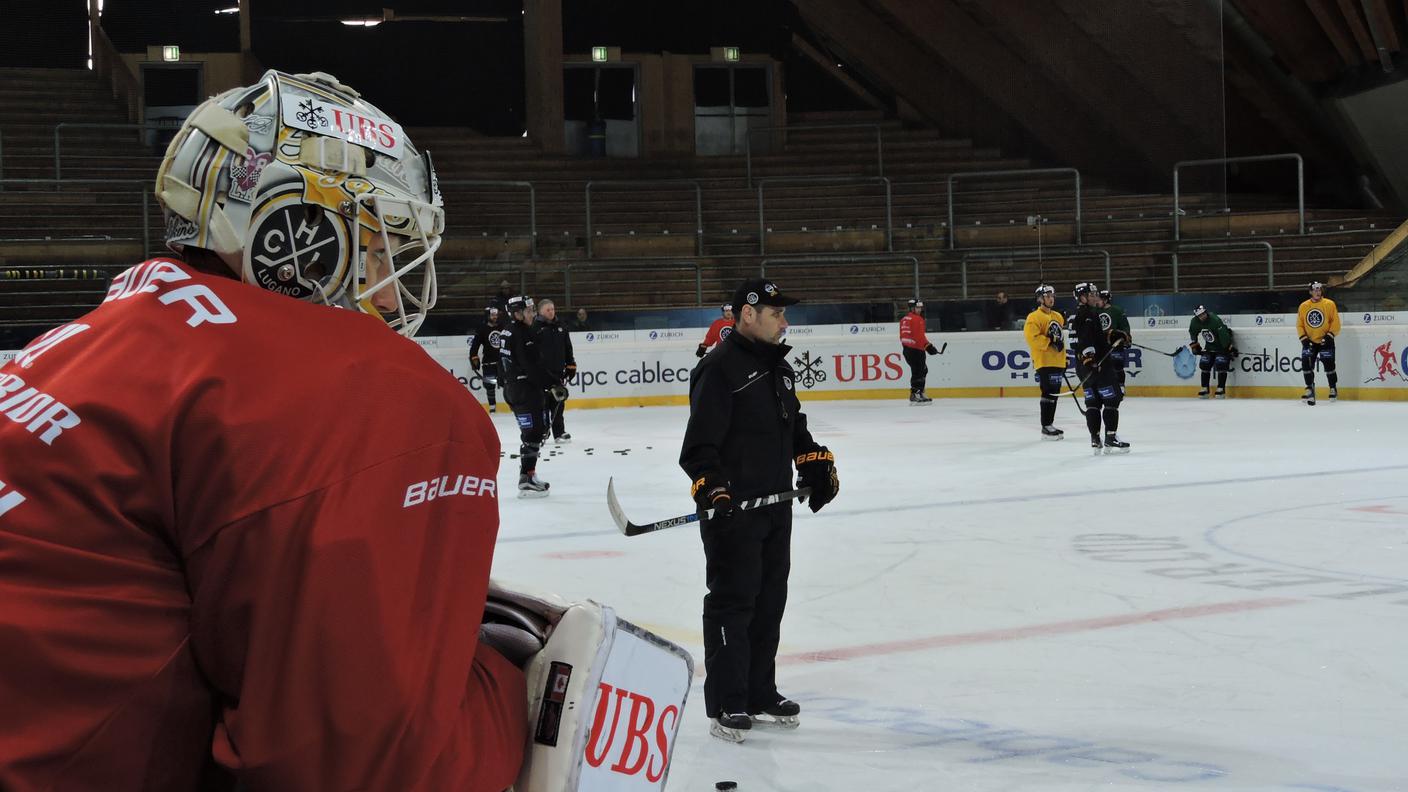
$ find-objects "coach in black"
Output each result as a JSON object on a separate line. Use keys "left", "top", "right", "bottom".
{"left": 679, "top": 277, "right": 840, "bottom": 744}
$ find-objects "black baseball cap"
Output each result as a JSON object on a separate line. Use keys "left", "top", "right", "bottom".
{"left": 731, "top": 278, "right": 800, "bottom": 316}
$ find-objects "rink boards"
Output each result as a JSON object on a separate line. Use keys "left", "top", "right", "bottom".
{"left": 7, "top": 320, "right": 1406, "bottom": 408}
{"left": 404, "top": 321, "right": 1408, "bottom": 408}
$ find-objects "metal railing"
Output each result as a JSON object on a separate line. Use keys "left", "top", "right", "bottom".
{"left": 959, "top": 247, "right": 1110, "bottom": 299}
{"left": 760, "top": 255, "right": 920, "bottom": 299}
{"left": 948, "top": 167, "right": 1082, "bottom": 250}
{"left": 1173, "top": 154, "right": 1304, "bottom": 240}
{"left": 564, "top": 260, "right": 703, "bottom": 307}
{"left": 440, "top": 179, "right": 538, "bottom": 257}
{"left": 756, "top": 176, "right": 893, "bottom": 255}
{"left": 1171, "top": 241, "right": 1275, "bottom": 292}
{"left": 53, "top": 122, "right": 176, "bottom": 183}
{"left": 0, "top": 178, "right": 156, "bottom": 254}
{"left": 746, "top": 123, "right": 883, "bottom": 189}
{"left": 584, "top": 179, "right": 702, "bottom": 258}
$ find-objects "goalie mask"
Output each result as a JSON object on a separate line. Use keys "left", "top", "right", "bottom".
{"left": 155, "top": 70, "right": 443, "bottom": 336}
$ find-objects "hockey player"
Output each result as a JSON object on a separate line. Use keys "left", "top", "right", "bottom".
{"left": 1023, "top": 284, "right": 1066, "bottom": 440}
{"left": 680, "top": 278, "right": 839, "bottom": 744}
{"left": 1097, "top": 288, "right": 1131, "bottom": 393}
{"left": 469, "top": 305, "right": 504, "bottom": 411}
{"left": 696, "top": 303, "right": 735, "bottom": 357}
{"left": 1297, "top": 281, "right": 1341, "bottom": 405}
{"left": 1072, "top": 283, "right": 1129, "bottom": 452}
{"left": 899, "top": 298, "right": 940, "bottom": 404}
{"left": 535, "top": 298, "right": 577, "bottom": 443}
{"left": 0, "top": 71, "right": 529, "bottom": 791}
{"left": 1188, "top": 305, "right": 1236, "bottom": 398}
{"left": 499, "top": 295, "right": 555, "bottom": 495}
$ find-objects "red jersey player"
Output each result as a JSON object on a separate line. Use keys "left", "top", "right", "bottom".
{"left": 0, "top": 71, "right": 525, "bottom": 791}
{"left": 899, "top": 298, "right": 940, "bottom": 403}
{"left": 696, "top": 303, "right": 736, "bottom": 357}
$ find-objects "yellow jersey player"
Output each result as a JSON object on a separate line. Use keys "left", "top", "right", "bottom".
{"left": 1297, "top": 281, "right": 1341, "bottom": 405}
{"left": 1023, "top": 284, "right": 1067, "bottom": 440}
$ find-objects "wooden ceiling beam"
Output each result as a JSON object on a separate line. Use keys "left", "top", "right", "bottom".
{"left": 1335, "top": 0, "right": 1381, "bottom": 60}
{"left": 1303, "top": 0, "right": 1363, "bottom": 65}
{"left": 1365, "top": 0, "right": 1401, "bottom": 50}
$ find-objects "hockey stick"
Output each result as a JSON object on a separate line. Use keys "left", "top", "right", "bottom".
{"left": 607, "top": 477, "right": 811, "bottom": 537}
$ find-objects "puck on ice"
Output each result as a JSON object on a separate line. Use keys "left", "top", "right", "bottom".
{"left": 715, "top": 783, "right": 738, "bottom": 791}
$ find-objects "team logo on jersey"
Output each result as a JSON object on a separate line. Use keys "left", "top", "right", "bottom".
{"left": 1200, "top": 330, "right": 1215, "bottom": 346}
{"left": 1305, "top": 309, "right": 1325, "bottom": 328}
{"left": 791, "top": 351, "right": 828, "bottom": 389}
{"left": 489, "top": 329, "right": 503, "bottom": 349}
{"left": 1099, "top": 314, "right": 1112, "bottom": 331}
{"left": 720, "top": 326, "right": 733, "bottom": 340}
{"left": 247, "top": 186, "right": 350, "bottom": 299}
{"left": 783, "top": 375, "right": 794, "bottom": 391}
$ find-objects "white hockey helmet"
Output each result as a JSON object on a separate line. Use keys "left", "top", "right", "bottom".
{"left": 155, "top": 70, "right": 444, "bottom": 336}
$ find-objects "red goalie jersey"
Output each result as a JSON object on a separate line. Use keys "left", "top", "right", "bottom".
{"left": 0, "top": 259, "right": 525, "bottom": 792}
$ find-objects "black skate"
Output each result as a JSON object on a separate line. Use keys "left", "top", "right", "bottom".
{"left": 1214, "top": 388, "right": 1226, "bottom": 399}
{"left": 1041, "top": 425, "right": 1065, "bottom": 441}
{"left": 749, "top": 698, "right": 800, "bottom": 729}
{"left": 554, "top": 433, "right": 572, "bottom": 444}
{"left": 710, "top": 713, "right": 752, "bottom": 743}
{"left": 488, "top": 403, "right": 497, "bottom": 413}
{"left": 1328, "top": 387, "right": 1337, "bottom": 402}
{"left": 1090, "top": 434, "right": 1103, "bottom": 455}
{"left": 518, "top": 472, "right": 550, "bottom": 498}
{"left": 1197, "top": 388, "right": 1209, "bottom": 399}
{"left": 1301, "top": 387, "right": 1313, "bottom": 403}
{"left": 908, "top": 390, "right": 932, "bottom": 406}
{"left": 1103, "top": 432, "right": 1131, "bottom": 454}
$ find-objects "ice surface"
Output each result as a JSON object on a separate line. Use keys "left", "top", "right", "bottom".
{"left": 492, "top": 397, "right": 1408, "bottom": 791}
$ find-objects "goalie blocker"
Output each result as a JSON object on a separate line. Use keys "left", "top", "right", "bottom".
{"left": 484, "top": 582, "right": 694, "bottom": 792}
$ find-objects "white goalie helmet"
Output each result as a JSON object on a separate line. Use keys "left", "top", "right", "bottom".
{"left": 155, "top": 70, "right": 443, "bottom": 336}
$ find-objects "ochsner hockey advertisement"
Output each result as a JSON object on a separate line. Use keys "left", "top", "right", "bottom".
{"left": 408, "top": 322, "right": 1408, "bottom": 408}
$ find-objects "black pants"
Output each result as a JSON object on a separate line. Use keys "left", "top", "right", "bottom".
{"left": 482, "top": 372, "right": 498, "bottom": 406}
{"left": 544, "top": 386, "right": 567, "bottom": 437}
{"left": 1082, "top": 365, "right": 1123, "bottom": 436}
{"left": 1036, "top": 366, "right": 1063, "bottom": 426}
{"left": 511, "top": 389, "right": 547, "bottom": 475}
{"left": 1302, "top": 338, "right": 1338, "bottom": 389}
{"left": 1198, "top": 351, "right": 1230, "bottom": 391}
{"left": 700, "top": 502, "right": 792, "bottom": 718}
{"left": 903, "top": 347, "right": 928, "bottom": 393}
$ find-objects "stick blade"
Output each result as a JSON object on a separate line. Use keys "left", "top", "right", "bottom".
{"left": 606, "top": 477, "right": 633, "bottom": 535}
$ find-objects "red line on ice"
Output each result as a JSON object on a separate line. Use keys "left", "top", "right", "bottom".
{"left": 776, "top": 598, "right": 1300, "bottom": 666}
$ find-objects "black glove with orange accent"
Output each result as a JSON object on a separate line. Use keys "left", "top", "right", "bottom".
{"left": 794, "top": 447, "right": 839, "bottom": 514}
{"left": 925, "top": 343, "right": 938, "bottom": 356}
{"left": 565, "top": 362, "right": 578, "bottom": 379}
{"left": 695, "top": 343, "right": 708, "bottom": 358}
{"left": 691, "top": 472, "right": 733, "bottom": 520}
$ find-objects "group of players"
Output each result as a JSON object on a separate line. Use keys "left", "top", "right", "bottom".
{"left": 467, "top": 296, "right": 578, "bottom": 497}
{"left": 1018, "top": 280, "right": 1345, "bottom": 452}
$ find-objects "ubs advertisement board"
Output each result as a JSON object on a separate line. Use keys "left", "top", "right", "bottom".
{"left": 408, "top": 323, "right": 1408, "bottom": 407}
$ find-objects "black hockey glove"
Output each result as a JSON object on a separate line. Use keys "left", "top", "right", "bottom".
{"left": 1300, "top": 336, "right": 1311, "bottom": 350}
{"left": 1108, "top": 330, "right": 1128, "bottom": 348}
{"left": 1228, "top": 345, "right": 1239, "bottom": 358}
{"left": 1079, "top": 347, "right": 1097, "bottom": 367}
{"left": 470, "top": 353, "right": 482, "bottom": 374}
{"left": 1046, "top": 324, "right": 1064, "bottom": 351}
{"left": 695, "top": 343, "right": 708, "bottom": 358}
{"left": 1322, "top": 333, "right": 1335, "bottom": 348}
{"left": 692, "top": 472, "right": 733, "bottom": 519}
{"left": 925, "top": 343, "right": 938, "bottom": 356}
{"left": 549, "top": 384, "right": 569, "bottom": 402}
{"left": 794, "top": 447, "right": 839, "bottom": 514}
{"left": 565, "top": 362, "right": 578, "bottom": 379}
{"left": 1188, "top": 341, "right": 1202, "bottom": 354}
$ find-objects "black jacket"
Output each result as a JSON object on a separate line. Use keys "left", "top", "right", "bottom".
{"left": 469, "top": 320, "right": 504, "bottom": 370}
{"left": 498, "top": 319, "right": 556, "bottom": 404}
{"left": 533, "top": 316, "right": 576, "bottom": 380}
{"left": 1072, "top": 303, "right": 1110, "bottom": 360}
{"left": 680, "top": 331, "right": 821, "bottom": 499}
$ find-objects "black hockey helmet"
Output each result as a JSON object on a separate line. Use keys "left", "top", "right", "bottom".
{"left": 1098, "top": 288, "right": 1112, "bottom": 302}
{"left": 1072, "top": 282, "right": 1095, "bottom": 299}
{"left": 506, "top": 294, "right": 534, "bottom": 315}
{"left": 1193, "top": 304, "right": 1208, "bottom": 317}
{"left": 1308, "top": 280, "right": 1324, "bottom": 292}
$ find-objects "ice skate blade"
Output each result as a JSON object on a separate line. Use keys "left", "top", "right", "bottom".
{"left": 518, "top": 488, "right": 550, "bottom": 499}
{"left": 1041, "top": 433, "right": 1064, "bottom": 441}
{"left": 1103, "top": 446, "right": 1131, "bottom": 455}
{"left": 907, "top": 401, "right": 932, "bottom": 407}
{"left": 750, "top": 713, "right": 800, "bottom": 729}
{"left": 554, "top": 437, "right": 571, "bottom": 444}
{"left": 1306, "top": 399, "right": 1316, "bottom": 406}
{"left": 709, "top": 722, "right": 747, "bottom": 743}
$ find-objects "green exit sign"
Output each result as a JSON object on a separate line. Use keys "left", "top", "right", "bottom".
{"left": 161, "top": 45, "right": 181, "bottom": 62}
{"left": 724, "top": 46, "right": 740, "bottom": 62}
{"left": 592, "top": 46, "right": 609, "bottom": 62}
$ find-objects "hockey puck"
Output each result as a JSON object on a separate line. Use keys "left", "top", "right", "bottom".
{"left": 715, "top": 783, "right": 738, "bottom": 791}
